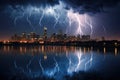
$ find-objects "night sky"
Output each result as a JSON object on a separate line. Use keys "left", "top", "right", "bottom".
{"left": 0, "top": 0, "right": 120, "bottom": 40}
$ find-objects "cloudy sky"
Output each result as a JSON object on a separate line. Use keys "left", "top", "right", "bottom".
{"left": 0, "top": 0, "right": 120, "bottom": 40}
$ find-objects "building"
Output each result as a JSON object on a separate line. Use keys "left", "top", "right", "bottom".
{"left": 101, "top": 36, "right": 105, "bottom": 41}
{"left": 11, "top": 34, "right": 21, "bottom": 42}
{"left": 21, "top": 32, "right": 27, "bottom": 41}
{"left": 43, "top": 27, "right": 47, "bottom": 40}
{"left": 29, "top": 32, "right": 40, "bottom": 42}
{"left": 81, "top": 35, "right": 90, "bottom": 41}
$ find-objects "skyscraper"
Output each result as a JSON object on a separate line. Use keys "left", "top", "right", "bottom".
{"left": 43, "top": 27, "right": 47, "bottom": 40}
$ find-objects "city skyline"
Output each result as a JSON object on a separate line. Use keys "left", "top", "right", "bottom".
{"left": 0, "top": 25, "right": 119, "bottom": 41}
{"left": 2, "top": 27, "right": 105, "bottom": 42}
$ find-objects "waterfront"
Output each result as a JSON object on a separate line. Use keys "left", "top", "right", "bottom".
{"left": 0, "top": 46, "right": 120, "bottom": 80}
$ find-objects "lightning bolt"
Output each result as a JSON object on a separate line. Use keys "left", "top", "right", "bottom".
{"left": 67, "top": 49, "right": 94, "bottom": 74}
{"left": 44, "top": 57, "right": 60, "bottom": 77}
{"left": 89, "top": 21, "right": 93, "bottom": 36}
{"left": 85, "top": 53, "right": 93, "bottom": 71}
{"left": 54, "top": 57, "right": 60, "bottom": 72}
{"left": 85, "top": 14, "right": 93, "bottom": 35}
{"left": 13, "top": 6, "right": 25, "bottom": 26}
{"left": 67, "top": 57, "right": 74, "bottom": 74}
{"left": 75, "top": 53, "right": 82, "bottom": 72}
{"left": 38, "top": 59, "right": 44, "bottom": 74}
{"left": 14, "top": 60, "right": 25, "bottom": 73}
{"left": 67, "top": 11, "right": 72, "bottom": 34}
{"left": 26, "top": 57, "right": 34, "bottom": 74}
{"left": 67, "top": 10, "right": 86, "bottom": 35}
{"left": 53, "top": 14, "right": 60, "bottom": 28}
{"left": 39, "top": 10, "right": 45, "bottom": 27}
{"left": 26, "top": 10, "right": 35, "bottom": 31}
{"left": 67, "top": 9, "right": 94, "bottom": 35}
{"left": 75, "top": 14, "right": 83, "bottom": 35}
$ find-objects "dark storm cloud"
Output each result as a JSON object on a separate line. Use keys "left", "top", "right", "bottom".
{"left": 0, "top": 0, "right": 59, "bottom": 10}
{"left": 0, "top": 0, "right": 59, "bottom": 6}
{"left": 62, "top": 0, "right": 120, "bottom": 13}
{"left": 0, "top": 0, "right": 120, "bottom": 13}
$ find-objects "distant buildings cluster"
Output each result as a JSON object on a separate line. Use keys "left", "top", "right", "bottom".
{"left": 1, "top": 27, "right": 119, "bottom": 48}
{"left": 10, "top": 27, "right": 92, "bottom": 43}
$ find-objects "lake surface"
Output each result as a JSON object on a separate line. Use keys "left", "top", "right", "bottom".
{"left": 0, "top": 46, "right": 120, "bottom": 80}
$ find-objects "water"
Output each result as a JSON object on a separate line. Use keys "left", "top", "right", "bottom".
{"left": 0, "top": 45, "right": 120, "bottom": 80}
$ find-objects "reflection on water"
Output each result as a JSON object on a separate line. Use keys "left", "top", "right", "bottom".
{"left": 0, "top": 46, "right": 119, "bottom": 55}
{"left": 0, "top": 46, "right": 120, "bottom": 80}
{"left": 103, "top": 47, "right": 106, "bottom": 54}
{"left": 115, "top": 48, "right": 118, "bottom": 56}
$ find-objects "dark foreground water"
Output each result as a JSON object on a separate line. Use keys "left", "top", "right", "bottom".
{"left": 0, "top": 46, "right": 120, "bottom": 80}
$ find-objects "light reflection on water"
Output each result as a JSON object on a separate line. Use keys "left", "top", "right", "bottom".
{"left": 0, "top": 46, "right": 120, "bottom": 80}
{"left": 0, "top": 46, "right": 119, "bottom": 55}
